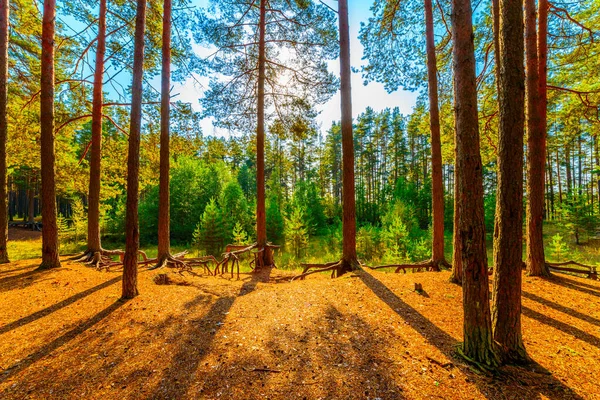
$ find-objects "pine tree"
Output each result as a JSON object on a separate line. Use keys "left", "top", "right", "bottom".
{"left": 122, "top": 0, "right": 147, "bottom": 299}
{"left": 0, "top": 0, "right": 9, "bottom": 264}
{"left": 196, "top": 0, "right": 338, "bottom": 268}
{"left": 232, "top": 222, "right": 248, "bottom": 246}
{"left": 39, "top": 0, "right": 61, "bottom": 270}
{"left": 199, "top": 198, "right": 225, "bottom": 257}
{"left": 285, "top": 205, "right": 309, "bottom": 259}
{"left": 452, "top": 0, "right": 498, "bottom": 368}
{"left": 71, "top": 198, "right": 87, "bottom": 244}
{"left": 491, "top": 0, "right": 529, "bottom": 364}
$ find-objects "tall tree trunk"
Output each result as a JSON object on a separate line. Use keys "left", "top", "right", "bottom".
{"left": 39, "top": 0, "right": 61, "bottom": 269}
{"left": 255, "top": 0, "right": 273, "bottom": 267}
{"left": 556, "top": 149, "right": 563, "bottom": 205}
{"left": 0, "top": 0, "right": 9, "bottom": 263}
{"left": 492, "top": 0, "right": 529, "bottom": 363}
{"left": 492, "top": 0, "right": 500, "bottom": 89}
{"left": 27, "top": 181, "right": 34, "bottom": 224}
{"left": 449, "top": 158, "right": 461, "bottom": 284}
{"left": 424, "top": 0, "right": 444, "bottom": 268}
{"left": 122, "top": 0, "right": 147, "bottom": 299}
{"left": 566, "top": 145, "right": 572, "bottom": 193}
{"left": 338, "top": 0, "right": 359, "bottom": 274}
{"left": 86, "top": 0, "right": 108, "bottom": 255}
{"left": 595, "top": 134, "right": 600, "bottom": 209}
{"left": 547, "top": 151, "right": 555, "bottom": 219}
{"left": 452, "top": 0, "right": 497, "bottom": 367}
{"left": 525, "top": 0, "right": 549, "bottom": 277}
{"left": 157, "top": 0, "right": 172, "bottom": 261}
{"left": 578, "top": 134, "right": 583, "bottom": 195}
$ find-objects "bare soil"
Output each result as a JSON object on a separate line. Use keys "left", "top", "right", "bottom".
{"left": 0, "top": 259, "right": 599, "bottom": 399}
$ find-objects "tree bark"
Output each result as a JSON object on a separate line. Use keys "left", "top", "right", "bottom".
{"left": 86, "top": 0, "right": 108, "bottom": 254}
{"left": 39, "top": 0, "right": 61, "bottom": 270}
{"left": 547, "top": 151, "right": 555, "bottom": 219}
{"left": 451, "top": 0, "right": 497, "bottom": 367}
{"left": 255, "top": 0, "right": 273, "bottom": 268}
{"left": 556, "top": 149, "right": 563, "bottom": 205}
{"left": 27, "top": 182, "right": 35, "bottom": 224}
{"left": 450, "top": 134, "right": 461, "bottom": 284}
{"left": 492, "top": 0, "right": 529, "bottom": 364}
{"left": 566, "top": 145, "right": 572, "bottom": 194}
{"left": 424, "top": 0, "right": 444, "bottom": 269}
{"left": 122, "top": 0, "right": 147, "bottom": 299}
{"left": 525, "top": 0, "right": 549, "bottom": 277}
{"left": 338, "top": 0, "right": 359, "bottom": 273}
{"left": 157, "top": 0, "right": 172, "bottom": 261}
{"left": 0, "top": 0, "right": 9, "bottom": 263}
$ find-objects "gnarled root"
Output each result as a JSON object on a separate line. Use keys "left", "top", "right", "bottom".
{"left": 72, "top": 249, "right": 148, "bottom": 271}
{"left": 367, "top": 258, "right": 449, "bottom": 274}
{"left": 71, "top": 248, "right": 126, "bottom": 270}
{"left": 291, "top": 259, "right": 362, "bottom": 281}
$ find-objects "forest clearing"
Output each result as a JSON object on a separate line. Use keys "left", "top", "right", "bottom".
{"left": 1, "top": 0, "right": 599, "bottom": 398}
{"left": 1, "top": 249, "right": 599, "bottom": 399}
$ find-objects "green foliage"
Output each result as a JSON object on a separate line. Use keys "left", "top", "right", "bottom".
{"left": 70, "top": 198, "right": 87, "bottom": 243}
{"left": 136, "top": 157, "right": 230, "bottom": 244}
{"left": 266, "top": 192, "right": 285, "bottom": 244}
{"left": 191, "top": 223, "right": 203, "bottom": 257}
{"left": 292, "top": 180, "right": 327, "bottom": 235}
{"left": 558, "top": 193, "right": 597, "bottom": 245}
{"left": 483, "top": 192, "right": 497, "bottom": 233}
{"left": 196, "top": 0, "right": 338, "bottom": 132}
{"left": 198, "top": 198, "right": 225, "bottom": 257}
{"left": 549, "top": 234, "right": 568, "bottom": 262}
{"left": 409, "top": 237, "right": 431, "bottom": 261}
{"left": 56, "top": 214, "right": 69, "bottom": 249}
{"left": 357, "top": 225, "right": 382, "bottom": 263}
{"left": 382, "top": 210, "right": 410, "bottom": 261}
{"left": 285, "top": 205, "right": 309, "bottom": 259}
{"left": 220, "top": 180, "right": 251, "bottom": 244}
{"left": 232, "top": 222, "right": 249, "bottom": 246}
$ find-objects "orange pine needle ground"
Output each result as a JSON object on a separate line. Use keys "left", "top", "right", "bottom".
{"left": 0, "top": 255, "right": 599, "bottom": 399}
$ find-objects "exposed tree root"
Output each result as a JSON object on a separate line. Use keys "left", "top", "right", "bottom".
{"left": 215, "top": 244, "right": 259, "bottom": 279}
{"left": 71, "top": 248, "right": 148, "bottom": 271}
{"left": 367, "top": 258, "right": 446, "bottom": 274}
{"left": 182, "top": 255, "right": 219, "bottom": 275}
{"left": 149, "top": 251, "right": 191, "bottom": 272}
{"left": 292, "top": 258, "right": 362, "bottom": 281}
{"left": 455, "top": 344, "right": 499, "bottom": 373}
{"left": 546, "top": 260, "right": 598, "bottom": 279}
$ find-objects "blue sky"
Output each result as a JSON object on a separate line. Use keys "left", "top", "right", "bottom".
{"left": 179, "top": 0, "right": 419, "bottom": 137}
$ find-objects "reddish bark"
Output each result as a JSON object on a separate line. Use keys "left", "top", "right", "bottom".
{"left": 157, "top": 0, "right": 172, "bottom": 261}
{"left": 424, "top": 0, "right": 445, "bottom": 269}
{"left": 0, "top": 0, "right": 9, "bottom": 263}
{"left": 39, "top": 0, "right": 61, "bottom": 270}
{"left": 86, "top": 0, "right": 108, "bottom": 255}
{"left": 338, "top": 0, "right": 359, "bottom": 273}
{"left": 449, "top": 158, "right": 461, "bottom": 284}
{"left": 122, "top": 0, "right": 147, "bottom": 299}
{"left": 492, "top": 0, "right": 528, "bottom": 364}
{"left": 525, "top": 0, "right": 550, "bottom": 277}
{"left": 255, "top": 0, "right": 273, "bottom": 268}
{"left": 451, "top": 0, "right": 497, "bottom": 366}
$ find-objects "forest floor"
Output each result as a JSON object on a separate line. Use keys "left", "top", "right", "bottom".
{"left": 1, "top": 241, "right": 600, "bottom": 398}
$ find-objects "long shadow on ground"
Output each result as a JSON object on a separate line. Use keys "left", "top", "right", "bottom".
{"left": 0, "top": 266, "right": 53, "bottom": 293}
{"left": 548, "top": 274, "right": 600, "bottom": 298}
{"left": 523, "top": 291, "right": 600, "bottom": 328}
{"left": 0, "top": 300, "right": 125, "bottom": 386}
{"left": 0, "top": 275, "right": 122, "bottom": 335}
{"left": 358, "top": 270, "right": 584, "bottom": 399}
{"left": 145, "top": 269, "right": 268, "bottom": 399}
